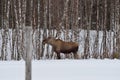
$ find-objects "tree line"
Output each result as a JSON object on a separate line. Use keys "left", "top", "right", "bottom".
{"left": 0, "top": 0, "right": 120, "bottom": 60}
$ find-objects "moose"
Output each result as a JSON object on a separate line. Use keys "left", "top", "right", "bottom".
{"left": 42, "top": 37, "right": 79, "bottom": 59}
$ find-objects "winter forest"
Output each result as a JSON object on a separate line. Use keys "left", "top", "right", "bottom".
{"left": 0, "top": 0, "right": 120, "bottom": 60}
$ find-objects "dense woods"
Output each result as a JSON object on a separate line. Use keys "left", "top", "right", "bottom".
{"left": 0, "top": 0, "right": 120, "bottom": 60}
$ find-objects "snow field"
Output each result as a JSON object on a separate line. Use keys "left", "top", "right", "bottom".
{"left": 0, "top": 59, "right": 120, "bottom": 80}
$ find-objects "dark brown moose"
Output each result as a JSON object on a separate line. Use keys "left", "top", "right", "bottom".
{"left": 42, "top": 37, "right": 79, "bottom": 59}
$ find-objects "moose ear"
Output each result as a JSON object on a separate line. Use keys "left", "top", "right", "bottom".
{"left": 47, "top": 36, "right": 52, "bottom": 40}
{"left": 48, "top": 36, "right": 51, "bottom": 38}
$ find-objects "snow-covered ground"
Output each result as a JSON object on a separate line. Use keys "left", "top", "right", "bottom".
{"left": 0, "top": 59, "right": 120, "bottom": 80}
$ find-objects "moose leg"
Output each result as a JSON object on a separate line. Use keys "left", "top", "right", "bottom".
{"left": 65, "top": 53, "right": 72, "bottom": 59}
{"left": 73, "top": 52, "right": 79, "bottom": 59}
{"left": 56, "top": 53, "right": 61, "bottom": 59}
{"left": 55, "top": 49, "right": 61, "bottom": 59}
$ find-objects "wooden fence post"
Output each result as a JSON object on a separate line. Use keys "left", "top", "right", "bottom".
{"left": 25, "top": 26, "right": 32, "bottom": 80}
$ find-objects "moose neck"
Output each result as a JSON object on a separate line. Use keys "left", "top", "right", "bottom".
{"left": 47, "top": 40, "right": 56, "bottom": 47}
